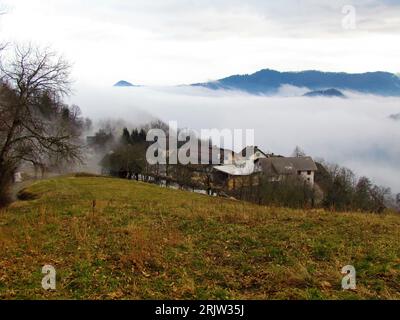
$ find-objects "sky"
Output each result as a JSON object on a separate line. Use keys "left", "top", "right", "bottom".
{"left": 1, "top": 0, "right": 400, "bottom": 86}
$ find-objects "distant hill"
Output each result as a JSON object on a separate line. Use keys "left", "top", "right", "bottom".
{"left": 114, "top": 80, "right": 135, "bottom": 87}
{"left": 192, "top": 69, "right": 400, "bottom": 96}
{"left": 304, "top": 88, "right": 346, "bottom": 98}
{"left": 389, "top": 113, "right": 400, "bottom": 121}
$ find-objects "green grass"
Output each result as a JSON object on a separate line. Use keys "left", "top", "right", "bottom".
{"left": 0, "top": 175, "right": 399, "bottom": 300}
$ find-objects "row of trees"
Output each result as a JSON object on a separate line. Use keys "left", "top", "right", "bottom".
{"left": 99, "top": 128, "right": 148, "bottom": 180}
{"left": 225, "top": 174, "right": 315, "bottom": 209}
{"left": 215, "top": 162, "right": 397, "bottom": 213}
{"left": 316, "top": 162, "right": 397, "bottom": 213}
{"left": 98, "top": 133, "right": 398, "bottom": 213}
{"left": 97, "top": 132, "right": 315, "bottom": 209}
{"left": 0, "top": 44, "right": 85, "bottom": 206}
{"left": 96, "top": 125, "right": 217, "bottom": 193}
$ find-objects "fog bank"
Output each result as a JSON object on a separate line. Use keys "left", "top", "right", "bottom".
{"left": 71, "top": 85, "right": 400, "bottom": 193}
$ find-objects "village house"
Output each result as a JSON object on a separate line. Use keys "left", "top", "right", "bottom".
{"left": 212, "top": 146, "right": 318, "bottom": 191}
{"left": 213, "top": 161, "right": 257, "bottom": 190}
{"left": 213, "top": 146, "right": 269, "bottom": 190}
{"left": 257, "top": 156, "right": 318, "bottom": 186}
{"left": 101, "top": 134, "right": 318, "bottom": 194}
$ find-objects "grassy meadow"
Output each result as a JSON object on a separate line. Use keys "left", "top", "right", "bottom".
{"left": 0, "top": 175, "right": 399, "bottom": 299}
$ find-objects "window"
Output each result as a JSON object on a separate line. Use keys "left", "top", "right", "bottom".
{"left": 298, "top": 171, "right": 302, "bottom": 175}
{"left": 307, "top": 170, "right": 312, "bottom": 175}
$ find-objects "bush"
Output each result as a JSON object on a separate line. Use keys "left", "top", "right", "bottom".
{"left": 74, "top": 172, "right": 102, "bottom": 178}
{"left": 17, "top": 189, "right": 38, "bottom": 201}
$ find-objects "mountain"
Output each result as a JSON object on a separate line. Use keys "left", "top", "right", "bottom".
{"left": 389, "top": 113, "right": 400, "bottom": 121}
{"left": 114, "top": 80, "right": 135, "bottom": 87}
{"left": 304, "top": 88, "right": 346, "bottom": 98}
{"left": 191, "top": 69, "right": 400, "bottom": 96}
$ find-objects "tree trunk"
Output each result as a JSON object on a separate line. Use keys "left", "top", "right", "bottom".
{"left": 0, "top": 163, "right": 14, "bottom": 207}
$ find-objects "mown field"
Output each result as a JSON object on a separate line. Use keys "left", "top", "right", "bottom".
{"left": 0, "top": 175, "right": 399, "bottom": 300}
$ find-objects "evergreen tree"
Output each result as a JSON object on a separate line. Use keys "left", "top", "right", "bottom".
{"left": 121, "top": 128, "right": 131, "bottom": 145}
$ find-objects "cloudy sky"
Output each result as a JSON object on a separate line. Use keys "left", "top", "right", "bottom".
{"left": 1, "top": 0, "right": 400, "bottom": 86}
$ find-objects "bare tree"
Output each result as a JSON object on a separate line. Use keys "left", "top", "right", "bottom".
{"left": 396, "top": 194, "right": 400, "bottom": 210}
{"left": 0, "top": 44, "right": 82, "bottom": 206}
{"left": 292, "top": 145, "right": 306, "bottom": 157}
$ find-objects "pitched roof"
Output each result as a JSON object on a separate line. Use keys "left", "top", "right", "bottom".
{"left": 240, "top": 146, "right": 268, "bottom": 160}
{"left": 213, "top": 160, "right": 255, "bottom": 176}
{"left": 258, "top": 157, "right": 317, "bottom": 175}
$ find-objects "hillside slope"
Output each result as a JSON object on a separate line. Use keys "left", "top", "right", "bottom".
{"left": 0, "top": 176, "right": 399, "bottom": 299}
{"left": 192, "top": 69, "right": 400, "bottom": 96}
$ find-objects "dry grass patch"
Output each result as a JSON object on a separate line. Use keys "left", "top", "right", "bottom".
{"left": 0, "top": 176, "right": 399, "bottom": 299}
{"left": 120, "top": 223, "right": 184, "bottom": 273}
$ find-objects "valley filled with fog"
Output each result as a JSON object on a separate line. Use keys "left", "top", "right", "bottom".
{"left": 72, "top": 85, "right": 400, "bottom": 193}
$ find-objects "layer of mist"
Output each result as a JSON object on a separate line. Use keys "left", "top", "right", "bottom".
{"left": 70, "top": 84, "right": 400, "bottom": 193}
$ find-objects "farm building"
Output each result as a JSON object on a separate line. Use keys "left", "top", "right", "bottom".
{"left": 257, "top": 156, "right": 318, "bottom": 186}
{"left": 213, "top": 146, "right": 318, "bottom": 190}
